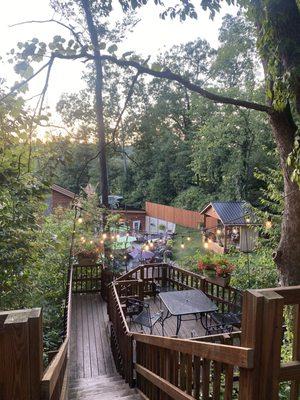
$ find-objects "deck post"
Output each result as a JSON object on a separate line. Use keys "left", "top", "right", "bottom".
{"left": 239, "top": 290, "right": 284, "bottom": 400}
{"left": 238, "top": 290, "right": 264, "bottom": 399}
{"left": 0, "top": 308, "right": 43, "bottom": 400}
{"left": 138, "top": 279, "right": 144, "bottom": 301}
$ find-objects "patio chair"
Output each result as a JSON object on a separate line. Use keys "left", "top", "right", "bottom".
{"left": 125, "top": 298, "right": 144, "bottom": 320}
{"left": 129, "top": 298, "right": 164, "bottom": 335}
{"left": 152, "top": 280, "right": 175, "bottom": 302}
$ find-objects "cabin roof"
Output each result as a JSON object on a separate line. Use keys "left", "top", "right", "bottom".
{"left": 201, "top": 201, "right": 255, "bottom": 225}
{"left": 51, "top": 184, "right": 76, "bottom": 199}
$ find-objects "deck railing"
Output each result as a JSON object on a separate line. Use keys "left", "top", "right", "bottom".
{"left": 109, "top": 263, "right": 300, "bottom": 400}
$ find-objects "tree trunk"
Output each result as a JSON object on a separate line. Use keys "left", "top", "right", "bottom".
{"left": 269, "top": 107, "right": 300, "bottom": 285}
{"left": 81, "top": 0, "right": 109, "bottom": 208}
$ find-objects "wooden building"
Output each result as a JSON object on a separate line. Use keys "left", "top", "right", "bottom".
{"left": 200, "top": 201, "right": 258, "bottom": 254}
{"left": 48, "top": 184, "right": 76, "bottom": 212}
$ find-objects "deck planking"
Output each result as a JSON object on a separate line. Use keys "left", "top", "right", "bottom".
{"left": 129, "top": 297, "right": 207, "bottom": 338}
{"left": 69, "top": 293, "right": 116, "bottom": 379}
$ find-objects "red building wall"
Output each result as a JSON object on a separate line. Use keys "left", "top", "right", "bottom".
{"left": 51, "top": 189, "right": 74, "bottom": 210}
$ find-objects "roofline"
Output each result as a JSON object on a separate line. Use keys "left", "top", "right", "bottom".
{"left": 199, "top": 202, "right": 213, "bottom": 215}
{"left": 51, "top": 184, "right": 76, "bottom": 199}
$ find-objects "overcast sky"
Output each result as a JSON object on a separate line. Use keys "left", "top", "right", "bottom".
{"left": 0, "top": 0, "right": 236, "bottom": 128}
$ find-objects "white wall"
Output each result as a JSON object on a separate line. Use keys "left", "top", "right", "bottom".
{"left": 145, "top": 216, "right": 176, "bottom": 234}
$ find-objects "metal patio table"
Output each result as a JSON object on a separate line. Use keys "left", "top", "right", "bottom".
{"left": 159, "top": 289, "right": 218, "bottom": 335}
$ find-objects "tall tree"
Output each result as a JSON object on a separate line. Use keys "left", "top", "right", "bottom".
{"left": 4, "top": 0, "right": 300, "bottom": 284}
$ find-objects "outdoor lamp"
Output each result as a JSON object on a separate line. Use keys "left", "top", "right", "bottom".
{"left": 265, "top": 216, "right": 272, "bottom": 229}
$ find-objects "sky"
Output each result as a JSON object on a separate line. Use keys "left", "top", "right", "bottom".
{"left": 0, "top": 0, "right": 236, "bottom": 129}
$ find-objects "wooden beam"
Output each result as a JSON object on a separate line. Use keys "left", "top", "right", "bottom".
{"left": 41, "top": 338, "right": 68, "bottom": 399}
{"left": 279, "top": 361, "right": 300, "bottom": 381}
{"left": 133, "top": 333, "right": 253, "bottom": 368}
{"left": 259, "top": 286, "right": 300, "bottom": 305}
{"left": 135, "top": 363, "right": 195, "bottom": 400}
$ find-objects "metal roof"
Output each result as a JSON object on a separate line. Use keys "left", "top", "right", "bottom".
{"left": 203, "top": 201, "right": 255, "bottom": 225}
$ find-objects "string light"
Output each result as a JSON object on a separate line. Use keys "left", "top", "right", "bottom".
{"left": 110, "top": 254, "right": 114, "bottom": 259}
{"left": 216, "top": 228, "right": 222, "bottom": 235}
{"left": 111, "top": 235, "right": 115, "bottom": 240}
{"left": 204, "top": 238, "right": 209, "bottom": 249}
{"left": 89, "top": 240, "right": 93, "bottom": 244}
{"left": 116, "top": 234, "right": 120, "bottom": 239}
{"left": 144, "top": 244, "right": 150, "bottom": 251}
{"left": 149, "top": 240, "right": 154, "bottom": 248}
{"left": 245, "top": 216, "right": 251, "bottom": 224}
{"left": 102, "top": 233, "right": 107, "bottom": 240}
{"left": 100, "top": 240, "right": 104, "bottom": 244}
{"left": 265, "top": 216, "right": 272, "bottom": 229}
{"left": 187, "top": 236, "right": 191, "bottom": 241}
{"left": 77, "top": 217, "right": 83, "bottom": 224}
{"left": 180, "top": 237, "right": 185, "bottom": 249}
{"left": 208, "top": 238, "right": 212, "bottom": 244}
{"left": 232, "top": 227, "right": 238, "bottom": 234}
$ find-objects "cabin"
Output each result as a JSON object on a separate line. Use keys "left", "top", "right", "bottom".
{"left": 200, "top": 201, "right": 258, "bottom": 254}
{"left": 48, "top": 184, "right": 76, "bottom": 212}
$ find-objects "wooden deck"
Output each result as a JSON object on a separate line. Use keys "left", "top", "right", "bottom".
{"left": 69, "top": 293, "right": 116, "bottom": 379}
{"left": 129, "top": 297, "right": 207, "bottom": 338}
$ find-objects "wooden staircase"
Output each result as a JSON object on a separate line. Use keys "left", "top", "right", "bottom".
{"left": 68, "top": 374, "right": 142, "bottom": 400}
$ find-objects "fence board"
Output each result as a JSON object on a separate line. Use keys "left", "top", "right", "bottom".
{"left": 146, "top": 202, "right": 203, "bottom": 230}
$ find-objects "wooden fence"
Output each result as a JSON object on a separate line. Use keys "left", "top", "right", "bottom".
{"left": 145, "top": 202, "right": 203, "bottom": 230}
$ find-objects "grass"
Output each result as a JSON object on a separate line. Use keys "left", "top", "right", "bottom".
{"left": 172, "top": 225, "right": 205, "bottom": 267}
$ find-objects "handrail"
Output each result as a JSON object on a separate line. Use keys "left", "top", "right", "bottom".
{"left": 133, "top": 332, "right": 253, "bottom": 368}
{"left": 41, "top": 262, "right": 74, "bottom": 399}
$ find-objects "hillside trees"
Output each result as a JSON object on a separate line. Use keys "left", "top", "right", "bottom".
{"left": 3, "top": 0, "right": 300, "bottom": 283}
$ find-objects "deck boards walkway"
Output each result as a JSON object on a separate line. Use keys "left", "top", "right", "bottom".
{"left": 69, "top": 293, "right": 116, "bottom": 380}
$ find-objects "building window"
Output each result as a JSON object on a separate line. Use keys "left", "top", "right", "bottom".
{"left": 133, "top": 220, "right": 141, "bottom": 231}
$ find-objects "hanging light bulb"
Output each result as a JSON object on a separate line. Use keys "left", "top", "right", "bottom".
{"left": 126, "top": 232, "right": 129, "bottom": 237}
{"left": 149, "top": 240, "right": 154, "bottom": 248}
{"left": 208, "top": 238, "right": 212, "bottom": 243}
{"left": 216, "top": 228, "right": 222, "bottom": 235}
{"left": 80, "top": 236, "right": 85, "bottom": 242}
{"left": 123, "top": 255, "right": 127, "bottom": 260}
{"left": 89, "top": 240, "right": 93, "bottom": 244}
{"left": 265, "top": 216, "right": 272, "bottom": 229}
{"left": 111, "top": 235, "right": 115, "bottom": 240}
{"left": 204, "top": 238, "right": 209, "bottom": 249}
{"left": 78, "top": 217, "right": 83, "bottom": 224}
{"left": 245, "top": 216, "right": 251, "bottom": 224}
{"left": 110, "top": 254, "right": 113, "bottom": 259}
{"left": 180, "top": 242, "right": 185, "bottom": 249}
{"left": 116, "top": 234, "right": 120, "bottom": 239}
{"left": 232, "top": 227, "right": 238, "bottom": 234}
{"left": 144, "top": 244, "right": 150, "bottom": 251}
{"left": 100, "top": 240, "right": 104, "bottom": 244}
{"left": 102, "top": 233, "right": 107, "bottom": 240}
{"left": 187, "top": 236, "right": 191, "bottom": 241}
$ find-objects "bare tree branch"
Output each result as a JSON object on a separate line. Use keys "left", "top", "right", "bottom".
{"left": 53, "top": 51, "right": 272, "bottom": 113}
{"left": 0, "top": 60, "right": 52, "bottom": 103}
{"left": 10, "top": 19, "right": 84, "bottom": 47}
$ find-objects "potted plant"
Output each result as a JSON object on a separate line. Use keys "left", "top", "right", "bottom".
{"left": 214, "top": 259, "right": 235, "bottom": 286}
{"left": 74, "top": 238, "right": 100, "bottom": 265}
{"left": 198, "top": 254, "right": 235, "bottom": 287}
{"left": 197, "top": 253, "right": 216, "bottom": 279}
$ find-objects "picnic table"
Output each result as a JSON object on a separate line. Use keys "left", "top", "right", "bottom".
{"left": 159, "top": 289, "right": 218, "bottom": 335}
